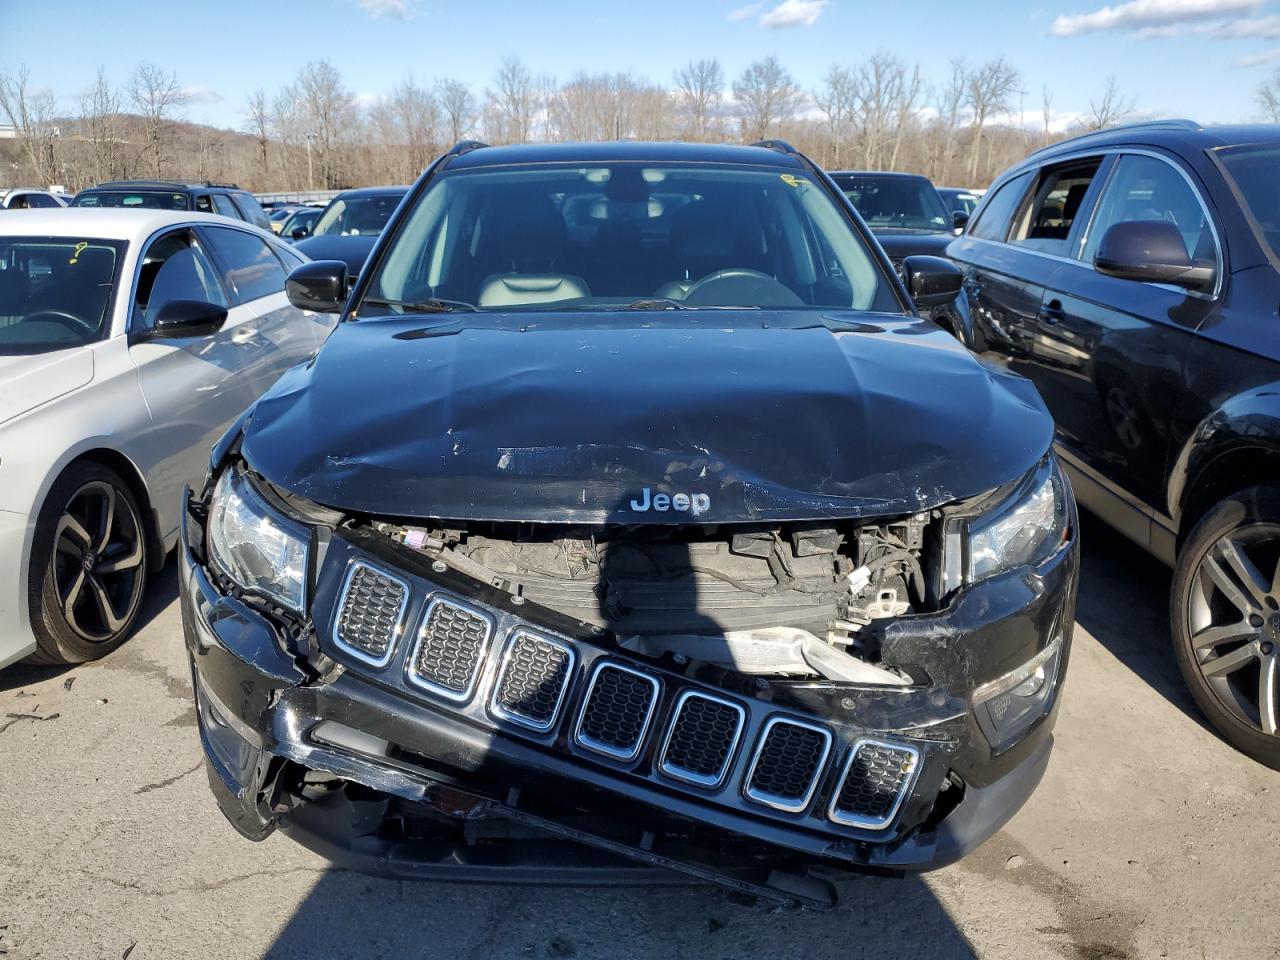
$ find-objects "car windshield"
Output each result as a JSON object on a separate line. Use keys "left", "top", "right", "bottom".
{"left": 363, "top": 163, "right": 894, "bottom": 314}
{"left": 73, "top": 191, "right": 188, "bottom": 210}
{"left": 836, "top": 176, "right": 950, "bottom": 232}
{"left": 0, "top": 236, "right": 124, "bottom": 354}
{"left": 1216, "top": 144, "right": 1280, "bottom": 261}
{"left": 312, "top": 194, "right": 402, "bottom": 237}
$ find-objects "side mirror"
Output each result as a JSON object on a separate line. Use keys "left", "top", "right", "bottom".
{"left": 952, "top": 210, "right": 970, "bottom": 232}
{"left": 286, "top": 259, "right": 348, "bottom": 313}
{"left": 902, "top": 255, "right": 963, "bottom": 310}
{"left": 290, "top": 224, "right": 310, "bottom": 240}
{"left": 1094, "top": 220, "right": 1215, "bottom": 292}
{"left": 148, "top": 299, "right": 227, "bottom": 338}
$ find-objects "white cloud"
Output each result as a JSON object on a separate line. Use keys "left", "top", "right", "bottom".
{"left": 1237, "top": 45, "right": 1280, "bottom": 63}
{"left": 356, "top": 0, "right": 416, "bottom": 20}
{"left": 1200, "top": 13, "right": 1280, "bottom": 36}
{"left": 759, "top": 0, "right": 829, "bottom": 28}
{"left": 1050, "top": 0, "right": 1260, "bottom": 36}
{"left": 727, "top": 2, "right": 764, "bottom": 21}
{"left": 181, "top": 85, "right": 223, "bottom": 104}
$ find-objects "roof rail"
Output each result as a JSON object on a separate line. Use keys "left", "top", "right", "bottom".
{"left": 92, "top": 178, "right": 240, "bottom": 189}
{"left": 1027, "top": 118, "right": 1202, "bottom": 159}
{"left": 751, "top": 139, "right": 799, "bottom": 155}
{"left": 445, "top": 140, "right": 490, "bottom": 158}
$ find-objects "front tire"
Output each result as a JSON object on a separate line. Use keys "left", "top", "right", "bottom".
{"left": 26, "top": 463, "right": 148, "bottom": 665}
{"left": 1172, "top": 486, "right": 1280, "bottom": 770}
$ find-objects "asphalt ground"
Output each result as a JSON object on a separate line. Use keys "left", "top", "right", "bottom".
{"left": 1, "top": 512, "right": 1277, "bottom": 960}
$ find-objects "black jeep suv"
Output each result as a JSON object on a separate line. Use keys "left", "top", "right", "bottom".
{"left": 73, "top": 180, "right": 271, "bottom": 231}
{"left": 949, "top": 120, "right": 1280, "bottom": 769}
{"left": 178, "top": 140, "right": 1078, "bottom": 906}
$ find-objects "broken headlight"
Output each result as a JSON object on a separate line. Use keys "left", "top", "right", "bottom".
{"left": 207, "top": 467, "right": 311, "bottom": 613}
{"left": 967, "top": 457, "right": 1068, "bottom": 582}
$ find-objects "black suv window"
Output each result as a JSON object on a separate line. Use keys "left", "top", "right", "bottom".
{"left": 1081, "top": 154, "right": 1217, "bottom": 280}
{"left": 1010, "top": 160, "right": 1102, "bottom": 257}
{"left": 231, "top": 192, "right": 272, "bottom": 231}
{"left": 211, "top": 194, "right": 240, "bottom": 219}
{"left": 134, "top": 229, "right": 227, "bottom": 330}
{"left": 203, "top": 226, "right": 287, "bottom": 304}
{"left": 969, "top": 172, "right": 1033, "bottom": 242}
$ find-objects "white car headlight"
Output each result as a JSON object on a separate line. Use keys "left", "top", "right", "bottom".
{"left": 207, "top": 468, "right": 310, "bottom": 612}
{"left": 967, "top": 459, "right": 1069, "bottom": 582}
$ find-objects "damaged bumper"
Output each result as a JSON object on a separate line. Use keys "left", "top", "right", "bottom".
{"left": 181, "top": 495, "right": 1076, "bottom": 907}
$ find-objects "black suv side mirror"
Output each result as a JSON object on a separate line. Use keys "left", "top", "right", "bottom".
{"left": 1094, "top": 220, "right": 1215, "bottom": 292}
{"left": 286, "top": 260, "right": 348, "bottom": 313}
{"left": 147, "top": 299, "right": 228, "bottom": 338}
{"left": 902, "top": 255, "right": 963, "bottom": 309}
{"left": 290, "top": 224, "right": 311, "bottom": 240}
{"left": 952, "top": 210, "right": 970, "bottom": 232}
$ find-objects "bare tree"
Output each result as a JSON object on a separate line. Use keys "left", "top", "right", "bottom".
{"left": 437, "top": 78, "right": 478, "bottom": 143}
{"left": 294, "top": 60, "right": 357, "bottom": 188}
{"left": 932, "top": 60, "right": 968, "bottom": 184}
{"left": 733, "top": 56, "right": 804, "bottom": 142}
{"left": 674, "top": 59, "right": 725, "bottom": 141}
{"left": 1086, "top": 75, "right": 1135, "bottom": 132}
{"left": 888, "top": 61, "right": 923, "bottom": 171}
{"left": 0, "top": 65, "right": 61, "bottom": 185}
{"left": 486, "top": 56, "right": 537, "bottom": 143}
{"left": 128, "top": 62, "right": 189, "bottom": 179}
{"left": 815, "top": 64, "right": 857, "bottom": 168}
{"left": 965, "top": 58, "right": 1019, "bottom": 182}
{"left": 76, "top": 67, "right": 124, "bottom": 186}
{"left": 246, "top": 88, "right": 271, "bottom": 188}
{"left": 388, "top": 76, "right": 439, "bottom": 179}
{"left": 1041, "top": 85, "right": 1055, "bottom": 145}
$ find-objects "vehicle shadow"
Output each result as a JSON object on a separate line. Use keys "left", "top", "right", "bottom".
{"left": 1071, "top": 509, "right": 1206, "bottom": 728}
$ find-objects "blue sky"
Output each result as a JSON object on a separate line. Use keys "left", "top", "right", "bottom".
{"left": 2, "top": 0, "right": 1274, "bottom": 130}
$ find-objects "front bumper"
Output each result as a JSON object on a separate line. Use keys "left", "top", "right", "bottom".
{"left": 180, "top": 495, "right": 1077, "bottom": 906}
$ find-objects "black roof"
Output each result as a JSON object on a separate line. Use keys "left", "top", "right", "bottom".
{"left": 85, "top": 179, "right": 241, "bottom": 191}
{"left": 828, "top": 170, "right": 935, "bottom": 181}
{"left": 333, "top": 185, "right": 411, "bottom": 198}
{"left": 1021, "top": 120, "right": 1280, "bottom": 168}
{"left": 444, "top": 141, "right": 807, "bottom": 170}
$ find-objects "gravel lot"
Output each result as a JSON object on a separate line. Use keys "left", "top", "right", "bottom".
{"left": 1, "top": 513, "right": 1277, "bottom": 960}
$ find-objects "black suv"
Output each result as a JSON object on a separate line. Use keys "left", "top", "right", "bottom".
{"left": 72, "top": 180, "right": 271, "bottom": 231}
{"left": 949, "top": 120, "right": 1280, "bottom": 768}
{"left": 178, "top": 140, "right": 1078, "bottom": 906}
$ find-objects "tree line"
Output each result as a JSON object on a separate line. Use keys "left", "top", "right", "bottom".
{"left": 0, "top": 56, "right": 1146, "bottom": 194}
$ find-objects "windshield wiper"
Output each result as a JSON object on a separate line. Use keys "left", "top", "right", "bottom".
{"left": 626, "top": 298, "right": 689, "bottom": 310}
{"left": 361, "top": 296, "right": 478, "bottom": 313}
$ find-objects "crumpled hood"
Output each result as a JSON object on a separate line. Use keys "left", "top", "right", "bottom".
{"left": 0, "top": 349, "right": 94, "bottom": 425}
{"left": 240, "top": 311, "right": 1052, "bottom": 524}
{"left": 873, "top": 231, "right": 955, "bottom": 260}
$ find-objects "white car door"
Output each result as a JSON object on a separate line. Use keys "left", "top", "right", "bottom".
{"left": 127, "top": 226, "right": 274, "bottom": 523}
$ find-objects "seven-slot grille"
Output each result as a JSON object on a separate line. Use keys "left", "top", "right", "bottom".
{"left": 491, "top": 630, "right": 576, "bottom": 731}
{"left": 659, "top": 691, "right": 745, "bottom": 788}
{"left": 406, "top": 597, "right": 493, "bottom": 701}
{"left": 828, "top": 739, "right": 920, "bottom": 829}
{"left": 743, "top": 717, "right": 833, "bottom": 813}
{"left": 332, "top": 562, "right": 409, "bottom": 666}
{"left": 574, "top": 662, "right": 660, "bottom": 761}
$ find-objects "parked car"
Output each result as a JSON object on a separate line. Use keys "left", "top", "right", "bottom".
{"left": 948, "top": 119, "right": 1280, "bottom": 769}
{"left": 179, "top": 140, "right": 1078, "bottom": 906}
{"left": 0, "top": 209, "right": 337, "bottom": 669}
{"left": 0, "top": 189, "right": 71, "bottom": 209}
{"left": 293, "top": 186, "right": 408, "bottom": 273}
{"left": 829, "top": 171, "right": 967, "bottom": 266}
{"left": 72, "top": 181, "right": 272, "bottom": 232}
{"left": 278, "top": 205, "right": 322, "bottom": 242}
{"left": 938, "top": 187, "right": 983, "bottom": 227}
{"left": 268, "top": 204, "right": 306, "bottom": 234}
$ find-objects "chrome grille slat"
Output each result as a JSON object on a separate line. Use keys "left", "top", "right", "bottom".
{"left": 828, "top": 739, "right": 920, "bottom": 830}
{"left": 743, "top": 717, "right": 832, "bottom": 813}
{"left": 406, "top": 597, "right": 493, "bottom": 702}
{"left": 331, "top": 561, "right": 410, "bottom": 667}
{"left": 659, "top": 690, "right": 745, "bottom": 788}
{"left": 574, "top": 662, "right": 660, "bottom": 761}
{"left": 491, "top": 630, "right": 576, "bottom": 732}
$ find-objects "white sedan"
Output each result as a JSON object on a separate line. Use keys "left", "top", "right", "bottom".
{"left": 0, "top": 209, "right": 336, "bottom": 667}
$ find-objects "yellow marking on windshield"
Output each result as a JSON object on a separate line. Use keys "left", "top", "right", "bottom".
{"left": 780, "top": 174, "right": 801, "bottom": 187}
{"left": 68, "top": 241, "right": 88, "bottom": 265}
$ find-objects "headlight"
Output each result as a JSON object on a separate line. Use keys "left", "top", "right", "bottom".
{"left": 967, "top": 458, "right": 1069, "bottom": 581}
{"left": 207, "top": 468, "right": 310, "bottom": 612}
{"left": 973, "top": 632, "right": 1064, "bottom": 752}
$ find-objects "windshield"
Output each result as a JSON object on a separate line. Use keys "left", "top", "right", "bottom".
{"left": 73, "top": 191, "right": 188, "bottom": 210}
{"left": 835, "top": 175, "right": 950, "bottom": 232}
{"left": 364, "top": 163, "right": 893, "bottom": 314}
{"left": 0, "top": 236, "right": 124, "bottom": 354}
{"left": 1216, "top": 144, "right": 1280, "bottom": 261}
{"left": 313, "top": 194, "right": 402, "bottom": 237}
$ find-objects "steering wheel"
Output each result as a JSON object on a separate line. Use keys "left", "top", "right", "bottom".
{"left": 24, "top": 309, "right": 95, "bottom": 336}
{"left": 683, "top": 268, "right": 804, "bottom": 308}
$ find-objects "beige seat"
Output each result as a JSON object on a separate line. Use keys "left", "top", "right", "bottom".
{"left": 477, "top": 273, "right": 590, "bottom": 307}
{"left": 474, "top": 193, "right": 590, "bottom": 307}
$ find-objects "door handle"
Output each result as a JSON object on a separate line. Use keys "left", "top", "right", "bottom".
{"left": 1038, "top": 301, "right": 1065, "bottom": 325}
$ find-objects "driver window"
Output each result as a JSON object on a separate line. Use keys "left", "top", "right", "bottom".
{"left": 133, "top": 230, "right": 226, "bottom": 331}
{"left": 1009, "top": 160, "right": 1101, "bottom": 257}
{"left": 194, "top": 195, "right": 214, "bottom": 214}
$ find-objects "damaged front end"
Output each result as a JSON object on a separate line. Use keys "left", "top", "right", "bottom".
{"left": 180, "top": 442, "right": 1078, "bottom": 908}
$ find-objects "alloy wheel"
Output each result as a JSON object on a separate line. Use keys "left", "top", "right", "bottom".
{"left": 1188, "top": 526, "right": 1280, "bottom": 737}
{"left": 52, "top": 480, "right": 145, "bottom": 643}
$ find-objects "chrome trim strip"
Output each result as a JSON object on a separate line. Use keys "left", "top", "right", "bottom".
{"left": 573, "top": 662, "right": 660, "bottom": 762}
{"left": 489, "top": 628, "right": 577, "bottom": 733}
{"left": 657, "top": 689, "right": 746, "bottom": 789}
{"left": 826, "top": 737, "right": 922, "bottom": 831}
{"left": 330, "top": 559, "right": 411, "bottom": 669}
{"left": 742, "top": 716, "right": 833, "bottom": 814}
{"left": 405, "top": 595, "right": 494, "bottom": 703}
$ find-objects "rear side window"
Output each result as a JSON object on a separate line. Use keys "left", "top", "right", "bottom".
{"left": 134, "top": 229, "right": 227, "bottom": 331}
{"left": 969, "top": 172, "right": 1032, "bottom": 242}
{"left": 211, "top": 194, "right": 240, "bottom": 219}
{"left": 1010, "top": 160, "right": 1102, "bottom": 257}
{"left": 202, "top": 226, "right": 287, "bottom": 304}
{"left": 232, "top": 192, "right": 272, "bottom": 231}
